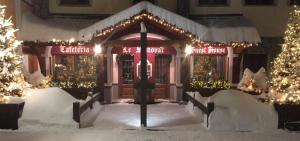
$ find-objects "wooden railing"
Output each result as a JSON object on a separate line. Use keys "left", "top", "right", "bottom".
{"left": 73, "top": 92, "right": 101, "bottom": 127}
{"left": 185, "top": 92, "right": 214, "bottom": 127}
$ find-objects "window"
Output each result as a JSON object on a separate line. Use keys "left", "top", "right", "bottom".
{"left": 54, "top": 55, "right": 96, "bottom": 83}
{"left": 290, "top": 0, "right": 300, "bottom": 5}
{"left": 193, "top": 56, "right": 226, "bottom": 81}
{"left": 133, "top": 0, "right": 155, "bottom": 5}
{"left": 28, "top": 55, "right": 39, "bottom": 74}
{"left": 244, "top": 0, "right": 275, "bottom": 5}
{"left": 198, "top": 0, "right": 228, "bottom": 6}
{"left": 60, "top": 0, "right": 90, "bottom": 6}
{"left": 155, "top": 55, "right": 171, "bottom": 84}
{"left": 119, "top": 55, "right": 134, "bottom": 84}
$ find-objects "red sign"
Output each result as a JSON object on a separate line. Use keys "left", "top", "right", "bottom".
{"left": 193, "top": 47, "right": 227, "bottom": 55}
{"left": 51, "top": 46, "right": 94, "bottom": 55}
{"left": 112, "top": 47, "right": 176, "bottom": 55}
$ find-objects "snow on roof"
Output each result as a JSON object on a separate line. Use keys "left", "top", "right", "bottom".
{"left": 79, "top": 1, "right": 210, "bottom": 42}
{"left": 197, "top": 17, "right": 261, "bottom": 43}
{"left": 20, "top": 1, "right": 261, "bottom": 44}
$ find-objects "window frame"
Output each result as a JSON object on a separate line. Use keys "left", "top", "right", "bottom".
{"left": 289, "top": 0, "right": 300, "bottom": 5}
{"left": 243, "top": 0, "right": 277, "bottom": 6}
{"left": 59, "top": 0, "right": 92, "bottom": 7}
{"left": 197, "top": 0, "right": 230, "bottom": 7}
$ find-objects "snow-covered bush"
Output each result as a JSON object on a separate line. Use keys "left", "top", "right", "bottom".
{"left": 207, "top": 89, "right": 277, "bottom": 131}
{"left": 238, "top": 67, "right": 268, "bottom": 94}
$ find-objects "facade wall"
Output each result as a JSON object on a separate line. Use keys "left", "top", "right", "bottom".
{"left": 0, "top": 0, "right": 16, "bottom": 27}
{"left": 49, "top": 0, "right": 177, "bottom": 15}
{"left": 190, "top": 0, "right": 292, "bottom": 37}
{"left": 49, "top": 0, "right": 292, "bottom": 37}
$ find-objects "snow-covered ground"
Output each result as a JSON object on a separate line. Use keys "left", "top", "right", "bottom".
{"left": 1, "top": 103, "right": 299, "bottom": 141}
{"left": 0, "top": 88, "right": 299, "bottom": 141}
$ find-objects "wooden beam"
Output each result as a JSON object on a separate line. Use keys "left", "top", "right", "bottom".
{"left": 104, "top": 40, "right": 185, "bottom": 47}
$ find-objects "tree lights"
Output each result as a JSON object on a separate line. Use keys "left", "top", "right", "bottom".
{"left": 0, "top": 5, "right": 26, "bottom": 103}
{"left": 269, "top": 6, "right": 300, "bottom": 104}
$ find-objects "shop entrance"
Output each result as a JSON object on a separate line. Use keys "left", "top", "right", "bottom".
{"left": 118, "top": 53, "right": 171, "bottom": 99}
{"left": 153, "top": 55, "right": 170, "bottom": 99}
{"left": 118, "top": 55, "right": 135, "bottom": 99}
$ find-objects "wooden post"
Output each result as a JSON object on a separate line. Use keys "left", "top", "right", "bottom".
{"left": 140, "top": 22, "right": 147, "bottom": 127}
{"left": 97, "top": 54, "right": 105, "bottom": 102}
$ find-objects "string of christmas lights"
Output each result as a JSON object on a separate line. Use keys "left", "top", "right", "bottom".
{"left": 93, "top": 11, "right": 257, "bottom": 48}
{"left": 22, "top": 11, "right": 257, "bottom": 49}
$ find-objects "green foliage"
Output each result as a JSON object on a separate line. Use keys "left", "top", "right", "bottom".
{"left": 50, "top": 81, "right": 96, "bottom": 89}
{"left": 190, "top": 78, "right": 230, "bottom": 90}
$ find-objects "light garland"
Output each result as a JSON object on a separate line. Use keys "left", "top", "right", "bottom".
{"left": 22, "top": 40, "right": 92, "bottom": 47}
{"left": 22, "top": 11, "right": 257, "bottom": 49}
{"left": 93, "top": 11, "right": 256, "bottom": 48}
{"left": 51, "top": 81, "right": 96, "bottom": 89}
{"left": 189, "top": 79, "right": 230, "bottom": 90}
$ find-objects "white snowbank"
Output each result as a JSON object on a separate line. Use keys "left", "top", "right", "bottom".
{"left": 25, "top": 70, "right": 45, "bottom": 85}
{"left": 80, "top": 101, "right": 103, "bottom": 128}
{"left": 207, "top": 89, "right": 277, "bottom": 131}
{"left": 20, "top": 87, "right": 77, "bottom": 126}
{"left": 238, "top": 67, "right": 268, "bottom": 93}
{"left": 185, "top": 101, "right": 204, "bottom": 122}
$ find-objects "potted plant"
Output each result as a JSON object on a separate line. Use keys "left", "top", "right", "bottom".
{"left": 134, "top": 81, "right": 155, "bottom": 104}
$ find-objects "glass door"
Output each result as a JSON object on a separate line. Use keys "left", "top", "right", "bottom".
{"left": 118, "top": 55, "right": 134, "bottom": 98}
{"left": 154, "top": 55, "right": 171, "bottom": 99}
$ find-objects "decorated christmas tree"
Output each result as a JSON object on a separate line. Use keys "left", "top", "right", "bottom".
{"left": 0, "top": 5, "right": 26, "bottom": 103}
{"left": 269, "top": 6, "right": 300, "bottom": 104}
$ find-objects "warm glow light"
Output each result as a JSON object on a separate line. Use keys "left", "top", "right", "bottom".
{"left": 69, "top": 38, "right": 75, "bottom": 43}
{"left": 52, "top": 38, "right": 56, "bottom": 42}
{"left": 94, "top": 44, "right": 102, "bottom": 55}
{"left": 185, "top": 44, "right": 193, "bottom": 55}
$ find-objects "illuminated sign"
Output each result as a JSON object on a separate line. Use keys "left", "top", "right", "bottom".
{"left": 51, "top": 46, "right": 94, "bottom": 55}
{"left": 112, "top": 47, "right": 176, "bottom": 55}
{"left": 193, "top": 47, "right": 227, "bottom": 55}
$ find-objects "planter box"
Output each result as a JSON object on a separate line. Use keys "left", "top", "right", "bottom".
{"left": 63, "top": 88, "right": 94, "bottom": 100}
{"left": 274, "top": 103, "right": 300, "bottom": 130}
{"left": 196, "top": 88, "right": 224, "bottom": 97}
{"left": 0, "top": 102, "right": 25, "bottom": 130}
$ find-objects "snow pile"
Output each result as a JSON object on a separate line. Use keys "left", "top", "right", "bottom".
{"left": 207, "top": 89, "right": 277, "bottom": 131}
{"left": 185, "top": 101, "right": 204, "bottom": 120}
{"left": 253, "top": 67, "right": 268, "bottom": 92}
{"left": 3, "top": 96, "right": 25, "bottom": 104}
{"left": 20, "top": 88, "right": 77, "bottom": 126}
{"left": 238, "top": 67, "right": 268, "bottom": 93}
{"left": 25, "top": 70, "right": 46, "bottom": 85}
{"left": 80, "top": 101, "right": 103, "bottom": 128}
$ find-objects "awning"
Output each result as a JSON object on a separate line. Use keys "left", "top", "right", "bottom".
{"left": 78, "top": 1, "right": 210, "bottom": 42}
{"left": 196, "top": 16, "right": 261, "bottom": 43}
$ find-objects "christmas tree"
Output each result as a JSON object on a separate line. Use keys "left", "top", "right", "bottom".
{"left": 269, "top": 6, "right": 300, "bottom": 104}
{"left": 0, "top": 5, "right": 26, "bottom": 103}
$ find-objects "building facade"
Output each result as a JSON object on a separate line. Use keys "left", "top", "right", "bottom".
{"left": 11, "top": 0, "right": 295, "bottom": 102}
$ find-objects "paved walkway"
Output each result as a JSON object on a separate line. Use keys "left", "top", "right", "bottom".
{"left": 92, "top": 102, "right": 202, "bottom": 129}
